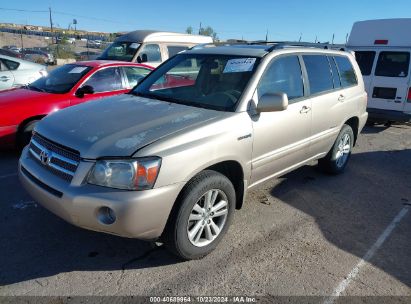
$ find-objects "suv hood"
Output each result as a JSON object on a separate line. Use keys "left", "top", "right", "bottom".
{"left": 36, "top": 94, "right": 226, "bottom": 159}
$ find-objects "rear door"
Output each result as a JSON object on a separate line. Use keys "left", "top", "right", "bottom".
{"left": 368, "top": 50, "right": 410, "bottom": 112}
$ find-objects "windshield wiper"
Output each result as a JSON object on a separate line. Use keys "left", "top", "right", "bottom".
{"left": 25, "top": 84, "right": 46, "bottom": 92}
{"left": 130, "top": 91, "right": 217, "bottom": 109}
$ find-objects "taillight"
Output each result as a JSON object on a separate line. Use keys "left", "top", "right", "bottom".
{"left": 407, "top": 88, "right": 411, "bottom": 102}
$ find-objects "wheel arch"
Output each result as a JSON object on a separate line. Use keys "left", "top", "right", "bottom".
{"left": 344, "top": 116, "right": 359, "bottom": 145}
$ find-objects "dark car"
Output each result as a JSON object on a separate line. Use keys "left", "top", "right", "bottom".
{"left": 0, "top": 48, "right": 23, "bottom": 59}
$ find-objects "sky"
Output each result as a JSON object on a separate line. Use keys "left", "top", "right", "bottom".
{"left": 0, "top": 0, "right": 409, "bottom": 43}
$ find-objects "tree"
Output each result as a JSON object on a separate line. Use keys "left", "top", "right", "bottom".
{"left": 186, "top": 25, "right": 218, "bottom": 41}
{"left": 185, "top": 26, "right": 193, "bottom": 34}
{"left": 199, "top": 26, "right": 218, "bottom": 40}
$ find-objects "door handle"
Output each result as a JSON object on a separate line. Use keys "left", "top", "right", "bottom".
{"left": 300, "top": 105, "right": 311, "bottom": 114}
{"left": 338, "top": 94, "right": 345, "bottom": 102}
{"left": 0, "top": 76, "right": 10, "bottom": 81}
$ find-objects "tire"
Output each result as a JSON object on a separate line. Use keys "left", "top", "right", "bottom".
{"left": 163, "top": 170, "right": 236, "bottom": 260}
{"left": 17, "top": 120, "right": 38, "bottom": 151}
{"left": 318, "top": 124, "right": 354, "bottom": 174}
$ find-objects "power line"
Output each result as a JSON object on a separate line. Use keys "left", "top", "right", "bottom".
{"left": 0, "top": 7, "right": 47, "bottom": 13}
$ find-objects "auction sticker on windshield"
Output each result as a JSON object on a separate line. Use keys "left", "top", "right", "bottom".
{"left": 223, "top": 58, "right": 256, "bottom": 73}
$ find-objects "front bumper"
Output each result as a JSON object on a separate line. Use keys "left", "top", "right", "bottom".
{"left": 19, "top": 147, "right": 184, "bottom": 239}
{"left": 367, "top": 108, "right": 411, "bottom": 123}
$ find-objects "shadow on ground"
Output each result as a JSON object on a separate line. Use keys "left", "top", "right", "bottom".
{"left": 270, "top": 149, "right": 411, "bottom": 288}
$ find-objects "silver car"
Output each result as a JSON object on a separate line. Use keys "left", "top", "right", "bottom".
{"left": 0, "top": 55, "right": 47, "bottom": 91}
{"left": 19, "top": 44, "right": 368, "bottom": 259}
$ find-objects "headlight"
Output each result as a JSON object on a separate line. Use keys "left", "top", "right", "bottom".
{"left": 87, "top": 157, "right": 161, "bottom": 190}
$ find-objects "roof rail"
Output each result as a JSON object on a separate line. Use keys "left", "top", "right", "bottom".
{"left": 190, "top": 41, "right": 347, "bottom": 52}
{"left": 249, "top": 41, "right": 347, "bottom": 51}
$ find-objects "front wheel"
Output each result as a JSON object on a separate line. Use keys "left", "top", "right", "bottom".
{"left": 163, "top": 170, "right": 236, "bottom": 260}
{"left": 318, "top": 124, "right": 354, "bottom": 174}
{"left": 17, "top": 120, "right": 38, "bottom": 151}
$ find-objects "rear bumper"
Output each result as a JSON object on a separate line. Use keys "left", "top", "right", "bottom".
{"left": 367, "top": 108, "right": 411, "bottom": 122}
{"left": 19, "top": 147, "right": 184, "bottom": 239}
{"left": 0, "top": 125, "right": 17, "bottom": 148}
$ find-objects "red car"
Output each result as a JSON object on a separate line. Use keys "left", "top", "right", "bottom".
{"left": 0, "top": 61, "right": 153, "bottom": 149}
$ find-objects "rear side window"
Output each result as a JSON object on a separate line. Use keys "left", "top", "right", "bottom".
{"left": 83, "top": 67, "right": 123, "bottom": 92}
{"left": 123, "top": 66, "right": 151, "bottom": 87}
{"left": 167, "top": 46, "right": 188, "bottom": 58}
{"left": 328, "top": 56, "right": 341, "bottom": 89}
{"left": 2, "top": 58, "right": 20, "bottom": 70}
{"left": 375, "top": 51, "right": 410, "bottom": 77}
{"left": 303, "top": 55, "right": 333, "bottom": 95}
{"left": 257, "top": 55, "right": 304, "bottom": 102}
{"left": 355, "top": 51, "right": 375, "bottom": 76}
{"left": 334, "top": 56, "right": 358, "bottom": 87}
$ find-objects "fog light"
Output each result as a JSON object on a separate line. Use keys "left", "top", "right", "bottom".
{"left": 97, "top": 206, "right": 116, "bottom": 225}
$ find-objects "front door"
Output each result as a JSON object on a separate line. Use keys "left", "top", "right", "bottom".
{"left": 250, "top": 55, "right": 311, "bottom": 186}
{"left": 71, "top": 67, "right": 128, "bottom": 106}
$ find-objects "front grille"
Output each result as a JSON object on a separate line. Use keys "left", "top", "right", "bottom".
{"left": 28, "top": 133, "right": 80, "bottom": 182}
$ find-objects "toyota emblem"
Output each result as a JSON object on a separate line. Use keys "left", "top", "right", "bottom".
{"left": 39, "top": 149, "right": 52, "bottom": 166}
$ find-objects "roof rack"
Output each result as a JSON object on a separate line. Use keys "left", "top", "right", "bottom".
{"left": 191, "top": 41, "right": 347, "bottom": 52}
{"left": 249, "top": 41, "right": 347, "bottom": 51}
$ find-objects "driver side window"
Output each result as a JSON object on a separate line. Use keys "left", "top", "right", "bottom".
{"left": 83, "top": 67, "right": 123, "bottom": 92}
{"left": 257, "top": 56, "right": 304, "bottom": 102}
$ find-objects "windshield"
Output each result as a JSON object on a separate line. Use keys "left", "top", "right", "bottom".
{"left": 27, "top": 64, "right": 92, "bottom": 94}
{"left": 98, "top": 41, "right": 141, "bottom": 61}
{"left": 132, "top": 54, "right": 260, "bottom": 111}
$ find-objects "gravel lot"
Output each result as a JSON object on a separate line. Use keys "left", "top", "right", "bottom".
{"left": 0, "top": 124, "right": 410, "bottom": 301}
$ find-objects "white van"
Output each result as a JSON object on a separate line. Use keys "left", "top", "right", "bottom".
{"left": 98, "top": 30, "right": 213, "bottom": 67}
{"left": 347, "top": 19, "right": 411, "bottom": 123}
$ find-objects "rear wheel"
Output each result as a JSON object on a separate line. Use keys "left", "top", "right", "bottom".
{"left": 318, "top": 124, "right": 354, "bottom": 174}
{"left": 163, "top": 170, "right": 236, "bottom": 260}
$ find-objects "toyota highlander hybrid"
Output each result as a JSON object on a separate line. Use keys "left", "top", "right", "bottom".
{"left": 19, "top": 44, "right": 368, "bottom": 259}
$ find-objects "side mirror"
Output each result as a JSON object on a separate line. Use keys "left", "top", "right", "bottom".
{"left": 257, "top": 92, "right": 288, "bottom": 113}
{"left": 75, "top": 85, "right": 94, "bottom": 97}
{"left": 141, "top": 54, "right": 148, "bottom": 63}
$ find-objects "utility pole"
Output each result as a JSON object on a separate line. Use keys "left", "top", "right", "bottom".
{"left": 345, "top": 33, "right": 348, "bottom": 44}
{"left": 20, "top": 28, "right": 24, "bottom": 50}
{"left": 298, "top": 33, "right": 302, "bottom": 42}
{"left": 198, "top": 22, "right": 202, "bottom": 35}
{"left": 49, "top": 7, "right": 54, "bottom": 44}
{"left": 332, "top": 33, "right": 335, "bottom": 45}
